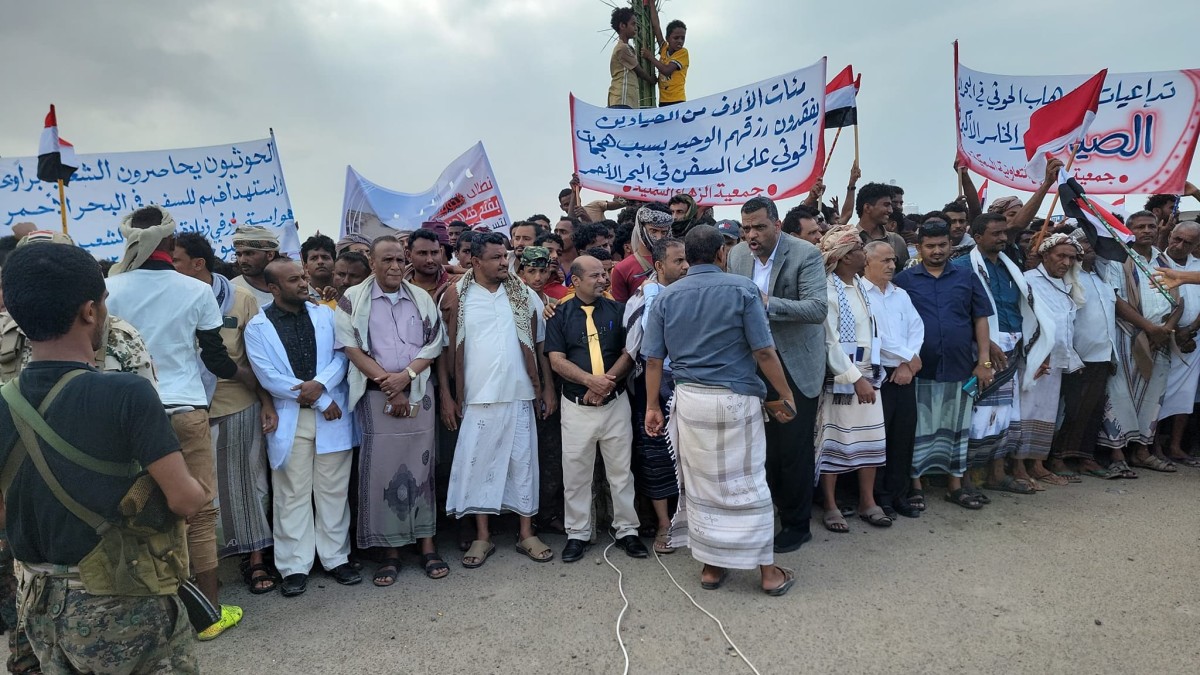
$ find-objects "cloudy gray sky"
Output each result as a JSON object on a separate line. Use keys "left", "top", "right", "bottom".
{"left": 3, "top": 0, "right": 1199, "bottom": 239}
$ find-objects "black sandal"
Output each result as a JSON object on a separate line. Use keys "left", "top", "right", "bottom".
{"left": 944, "top": 488, "right": 984, "bottom": 510}
{"left": 421, "top": 552, "right": 450, "bottom": 580}
{"left": 373, "top": 558, "right": 402, "bottom": 587}
{"left": 965, "top": 486, "right": 991, "bottom": 504}
{"left": 243, "top": 563, "right": 278, "bottom": 595}
{"left": 907, "top": 490, "right": 926, "bottom": 512}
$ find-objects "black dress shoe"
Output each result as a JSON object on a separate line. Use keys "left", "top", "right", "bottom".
{"left": 773, "top": 527, "right": 813, "bottom": 553}
{"left": 615, "top": 535, "right": 648, "bottom": 558}
{"left": 280, "top": 573, "right": 308, "bottom": 597}
{"left": 891, "top": 500, "right": 922, "bottom": 519}
{"left": 328, "top": 563, "right": 362, "bottom": 586}
{"left": 562, "top": 538, "right": 591, "bottom": 563}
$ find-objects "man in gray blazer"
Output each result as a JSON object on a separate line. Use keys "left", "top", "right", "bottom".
{"left": 728, "top": 196, "right": 828, "bottom": 552}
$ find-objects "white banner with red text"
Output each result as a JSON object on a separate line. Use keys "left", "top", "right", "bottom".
{"left": 955, "top": 45, "right": 1200, "bottom": 194}
{"left": 341, "top": 142, "right": 511, "bottom": 241}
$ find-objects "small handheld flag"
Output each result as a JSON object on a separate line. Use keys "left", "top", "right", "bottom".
{"left": 1023, "top": 70, "right": 1107, "bottom": 181}
{"left": 824, "top": 66, "right": 859, "bottom": 128}
{"left": 37, "top": 105, "right": 78, "bottom": 185}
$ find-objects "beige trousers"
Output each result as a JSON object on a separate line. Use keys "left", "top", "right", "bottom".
{"left": 271, "top": 409, "right": 352, "bottom": 578}
{"left": 171, "top": 410, "right": 218, "bottom": 574}
{"left": 560, "top": 392, "right": 639, "bottom": 540}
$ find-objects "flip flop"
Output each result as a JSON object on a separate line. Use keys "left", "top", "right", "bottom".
{"left": 1084, "top": 467, "right": 1120, "bottom": 480}
{"left": 1053, "top": 470, "right": 1083, "bottom": 483}
{"left": 700, "top": 569, "right": 729, "bottom": 590}
{"left": 1168, "top": 456, "right": 1200, "bottom": 468}
{"left": 514, "top": 536, "right": 554, "bottom": 563}
{"left": 653, "top": 531, "right": 675, "bottom": 555}
{"left": 1031, "top": 472, "right": 1069, "bottom": 486}
{"left": 461, "top": 540, "right": 496, "bottom": 569}
{"left": 763, "top": 566, "right": 796, "bottom": 597}
{"left": 982, "top": 476, "right": 1036, "bottom": 495}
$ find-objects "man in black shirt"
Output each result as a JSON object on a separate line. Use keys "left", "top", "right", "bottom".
{"left": 0, "top": 243, "right": 207, "bottom": 673}
{"left": 245, "top": 259, "right": 359, "bottom": 597}
{"left": 545, "top": 255, "right": 645, "bottom": 562}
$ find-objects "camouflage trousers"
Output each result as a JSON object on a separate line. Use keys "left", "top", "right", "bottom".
{"left": 16, "top": 569, "right": 197, "bottom": 675}
{"left": 0, "top": 530, "right": 39, "bottom": 673}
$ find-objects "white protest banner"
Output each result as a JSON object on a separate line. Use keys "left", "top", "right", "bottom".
{"left": 0, "top": 137, "right": 298, "bottom": 259}
{"left": 341, "top": 142, "right": 510, "bottom": 240}
{"left": 955, "top": 43, "right": 1200, "bottom": 193}
{"left": 571, "top": 59, "right": 827, "bottom": 206}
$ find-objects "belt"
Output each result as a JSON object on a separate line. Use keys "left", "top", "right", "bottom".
{"left": 569, "top": 390, "right": 623, "bottom": 407}
{"left": 16, "top": 561, "right": 86, "bottom": 590}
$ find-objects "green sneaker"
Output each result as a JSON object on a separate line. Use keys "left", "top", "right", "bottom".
{"left": 197, "top": 604, "right": 243, "bottom": 641}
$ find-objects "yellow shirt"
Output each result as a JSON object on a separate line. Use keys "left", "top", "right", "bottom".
{"left": 210, "top": 286, "right": 260, "bottom": 418}
{"left": 608, "top": 42, "right": 640, "bottom": 108}
{"left": 658, "top": 46, "right": 688, "bottom": 104}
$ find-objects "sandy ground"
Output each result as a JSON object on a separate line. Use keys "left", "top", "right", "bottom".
{"left": 196, "top": 469, "right": 1200, "bottom": 674}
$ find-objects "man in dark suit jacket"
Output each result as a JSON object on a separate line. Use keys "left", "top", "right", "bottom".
{"left": 728, "top": 196, "right": 828, "bottom": 552}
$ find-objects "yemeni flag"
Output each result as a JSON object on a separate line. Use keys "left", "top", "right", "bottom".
{"left": 825, "top": 65, "right": 860, "bottom": 128}
{"left": 978, "top": 178, "right": 990, "bottom": 209}
{"left": 37, "top": 105, "right": 78, "bottom": 185}
{"left": 1058, "top": 168, "right": 1133, "bottom": 262}
{"left": 1023, "top": 69, "right": 1107, "bottom": 180}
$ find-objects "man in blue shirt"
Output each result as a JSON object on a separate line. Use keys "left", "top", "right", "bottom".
{"left": 642, "top": 226, "right": 798, "bottom": 596}
{"left": 951, "top": 214, "right": 1045, "bottom": 494}
{"left": 894, "top": 223, "right": 993, "bottom": 510}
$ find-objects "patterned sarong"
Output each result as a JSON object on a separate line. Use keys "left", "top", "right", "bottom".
{"left": 212, "top": 403, "right": 273, "bottom": 558}
{"left": 666, "top": 383, "right": 773, "bottom": 570}
{"left": 911, "top": 380, "right": 971, "bottom": 478}
{"left": 1014, "top": 369, "right": 1061, "bottom": 461}
{"left": 967, "top": 332, "right": 1022, "bottom": 469}
{"left": 355, "top": 389, "right": 437, "bottom": 548}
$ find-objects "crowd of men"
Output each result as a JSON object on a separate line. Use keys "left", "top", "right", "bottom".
{"left": 2, "top": 156, "right": 1200, "bottom": 670}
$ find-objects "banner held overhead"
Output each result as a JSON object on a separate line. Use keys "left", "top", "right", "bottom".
{"left": 571, "top": 59, "right": 827, "bottom": 206}
{"left": 1, "top": 136, "right": 297, "bottom": 259}
{"left": 341, "top": 142, "right": 510, "bottom": 241}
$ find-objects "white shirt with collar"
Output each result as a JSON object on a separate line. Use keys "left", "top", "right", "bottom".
{"left": 751, "top": 239, "right": 780, "bottom": 295}
{"left": 862, "top": 278, "right": 924, "bottom": 368}
{"left": 1074, "top": 268, "right": 1117, "bottom": 363}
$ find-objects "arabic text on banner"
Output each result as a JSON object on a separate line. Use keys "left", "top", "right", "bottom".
{"left": 955, "top": 50, "right": 1200, "bottom": 194}
{"left": 342, "top": 142, "right": 510, "bottom": 240}
{"left": 0, "top": 137, "right": 297, "bottom": 260}
{"left": 571, "top": 59, "right": 827, "bottom": 206}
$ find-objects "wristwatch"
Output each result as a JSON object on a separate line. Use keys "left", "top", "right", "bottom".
{"left": 405, "top": 367, "right": 418, "bottom": 380}
{"left": 980, "top": 361, "right": 993, "bottom": 368}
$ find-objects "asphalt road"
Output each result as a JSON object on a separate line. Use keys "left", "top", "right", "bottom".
{"left": 197, "top": 468, "right": 1200, "bottom": 674}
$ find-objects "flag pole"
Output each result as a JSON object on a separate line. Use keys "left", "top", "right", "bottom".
{"left": 57, "top": 179, "right": 68, "bottom": 234}
{"left": 853, "top": 123, "right": 860, "bottom": 168}
{"left": 1031, "top": 144, "right": 1079, "bottom": 252}
{"left": 822, "top": 126, "right": 844, "bottom": 175}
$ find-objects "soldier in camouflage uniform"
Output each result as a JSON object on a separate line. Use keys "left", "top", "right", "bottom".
{"left": 0, "top": 231, "right": 159, "bottom": 674}
{"left": 2, "top": 242, "right": 205, "bottom": 674}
